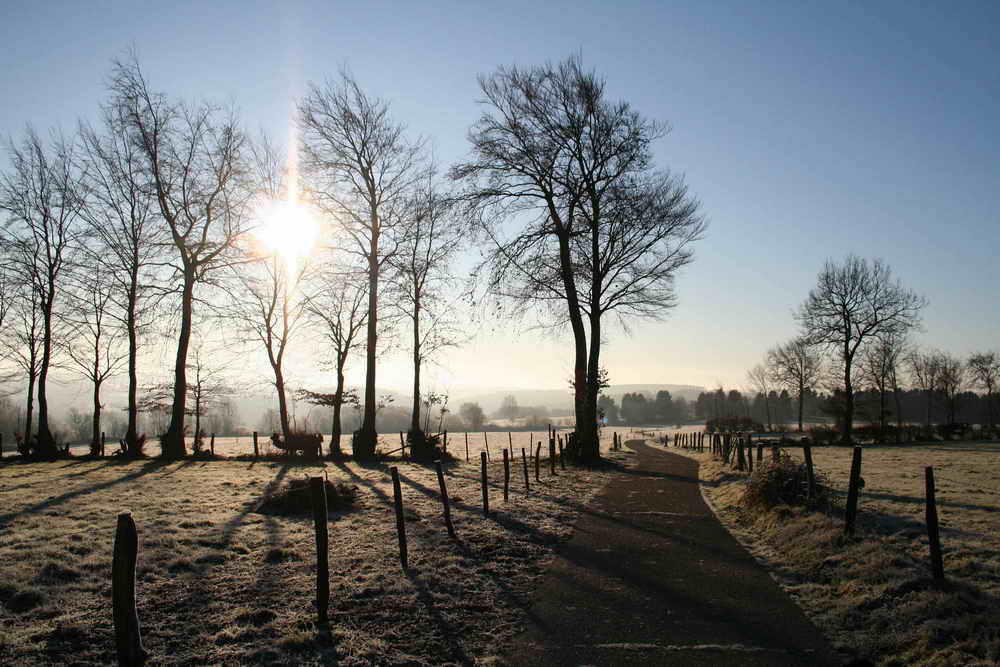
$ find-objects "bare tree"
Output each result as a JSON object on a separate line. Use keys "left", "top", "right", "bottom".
{"left": 907, "top": 348, "right": 943, "bottom": 431}
{"left": 0, "top": 284, "right": 42, "bottom": 447}
{"left": 0, "top": 128, "right": 84, "bottom": 456}
{"left": 766, "top": 337, "right": 822, "bottom": 432}
{"left": 452, "top": 56, "right": 705, "bottom": 461}
{"left": 968, "top": 351, "right": 999, "bottom": 430}
{"left": 746, "top": 364, "right": 774, "bottom": 431}
{"left": 298, "top": 69, "right": 425, "bottom": 458}
{"left": 110, "top": 56, "right": 252, "bottom": 457}
{"left": 796, "top": 255, "right": 925, "bottom": 443}
{"left": 389, "top": 176, "right": 464, "bottom": 439}
{"left": 61, "top": 260, "right": 128, "bottom": 453}
{"left": 302, "top": 261, "right": 367, "bottom": 456}
{"left": 937, "top": 352, "right": 966, "bottom": 426}
{"left": 858, "top": 333, "right": 906, "bottom": 442}
{"left": 77, "top": 101, "right": 163, "bottom": 454}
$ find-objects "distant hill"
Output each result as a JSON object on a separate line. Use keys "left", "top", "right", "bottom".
{"left": 456, "top": 384, "right": 705, "bottom": 415}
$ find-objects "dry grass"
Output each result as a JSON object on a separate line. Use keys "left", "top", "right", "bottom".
{"left": 0, "top": 433, "right": 627, "bottom": 665}
{"left": 669, "top": 439, "right": 1000, "bottom": 667}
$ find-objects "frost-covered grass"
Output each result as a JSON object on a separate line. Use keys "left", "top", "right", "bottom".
{"left": 667, "top": 440, "right": 1000, "bottom": 667}
{"left": 0, "top": 434, "right": 626, "bottom": 665}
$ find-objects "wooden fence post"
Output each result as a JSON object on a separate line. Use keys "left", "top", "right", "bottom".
{"left": 521, "top": 447, "right": 530, "bottom": 493}
{"left": 844, "top": 446, "right": 863, "bottom": 535}
{"left": 559, "top": 439, "right": 565, "bottom": 469}
{"left": 502, "top": 449, "right": 510, "bottom": 502}
{"left": 925, "top": 466, "right": 945, "bottom": 580}
{"left": 100, "top": 431, "right": 106, "bottom": 457}
{"left": 465, "top": 432, "right": 469, "bottom": 462}
{"left": 549, "top": 438, "right": 556, "bottom": 475}
{"left": 390, "top": 467, "right": 408, "bottom": 568}
{"left": 210, "top": 433, "right": 215, "bottom": 457}
{"left": 746, "top": 440, "right": 753, "bottom": 473}
{"left": 399, "top": 432, "right": 405, "bottom": 458}
{"left": 435, "top": 460, "right": 455, "bottom": 538}
{"left": 483, "top": 432, "right": 490, "bottom": 461}
{"left": 112, "top": 511, "right": 147, "bottom": 666}
{"left": 253, "top": 431, "right": 259, "bottom": 458}
{"left": 508, "top": 432, "right": 512, "bottom": 452}
{"left": 737, "top": 439, "right": 746, "bottom": 471}
{"left": 480, "top": 452, "right": 489, "bottom": 517}
{"left": 535, "top": 442, "right": 541, "bottom": 482}
{"left": 803, "top": 445, "right": 815, "bottom": 498}
{"left": 309, "top": 477, "right": 330, "bottom": 624}
{"left": 443, "top": 430, "right": 448, "bottom": 454}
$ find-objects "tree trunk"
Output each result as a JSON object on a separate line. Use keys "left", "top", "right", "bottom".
{"left": 843, "top": 343, "right": 854, "bottom": 444}
{"left": 162, "top": 272, "right": 195, "bottom": 458}
{"left": 275, "top": 366, "right": 290, "bottom": 437}
{"left": 125, "top": 274, "right": 139, "bottom": 454}
{"left": 579, "top": 310, "right": 602, "bottom": 462}
{"left": 24, "top": 369, "right": 36, "bottom": 449}
{"left": 92, "top": 378, "right": 103, "bottom": 452}
{"left": 356, "top": 227, "right": 380, "bottom": 459}
{"left": 35, "top": 295, "right": 57, "bottom": 457}
{"left": 797, "top": 380, "right": 805, "bottom": 432}
{"left": 411, "top": 301, "right": 421, "bottom": 435}
{"left": 332, "top": 362, "right": 345, "bottom": 457}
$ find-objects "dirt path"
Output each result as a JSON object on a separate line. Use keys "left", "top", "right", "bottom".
{"left": 505, "top": 440, "right": 839, "bottom": 666}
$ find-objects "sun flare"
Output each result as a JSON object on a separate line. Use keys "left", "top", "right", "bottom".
{"left": 255, "top": 198, "right": 318, "bottom": 276}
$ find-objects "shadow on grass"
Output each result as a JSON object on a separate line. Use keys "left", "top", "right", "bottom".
{"left": 0, "top": 458, "right": 170, "bottom": 527}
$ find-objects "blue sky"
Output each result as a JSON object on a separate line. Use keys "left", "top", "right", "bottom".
{"left": 2, "top": 1, "right": 998, "bottom": 393}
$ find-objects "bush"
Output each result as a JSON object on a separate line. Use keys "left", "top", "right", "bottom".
{"left": 705, "top": 416, "right": 763, "bottom": 433}
{"left": 742, "top": 452, "right": 830, "bottom": 512}
{"left": 806, "top": 424, "right": 838, "bottom": 444}
{"left": 407, "top": 429, "right": 452, "bottom": 461}
{"left": 254, "top": 477, "right": 357, "bottom": 516}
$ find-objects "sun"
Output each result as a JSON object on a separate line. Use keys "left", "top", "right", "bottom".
{"left": 254, "top": 197, "right": 319, "bottom": 278}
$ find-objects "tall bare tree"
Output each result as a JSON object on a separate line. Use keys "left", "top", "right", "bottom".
{"left": 0, "top": 128, "right": 84, "bottom": 456}
{"left": 110, "top": 57, "right": 251, "bottom": 457}
{"left": 389, "top": 177, "right": 464, "bottom": 440}
{"left": 968, "top": 351, "right": 999, "bottom": 430}
{"left": 766, "top": 337, "right": 822, "bottom": 432}
{"left": 0, "top": 282, "right": 42, "bottom": 446}
{"left": 796, "top": 255, "right": 925, "bottom": 443}
{"left": 907, "top": 348, "right": 943, "bottom": 430}
{"left": 77, "top": 102, "right": 162, "bottom": 454}
{"left": 452, "top": 56, "right": 705, "bottom": 461}
{"left": 298, "top": 69, "right": 425, "bottom": 458}
{"left": 62, "top": 260, "right": 128, "bottom": 452}
{"left": 303, "top": 261, "right": 367, "bottom": 456}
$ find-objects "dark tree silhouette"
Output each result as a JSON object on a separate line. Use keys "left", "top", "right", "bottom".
{"left": 299, "top": 69, "right": 425, "bottom": 459}
{"left": 110, "top": 56, "right": 251, "bottom": 457}
{"left": 452, "top": 56, "right": 704, "bottom": 462}
{"left": 766, "top": 337, "right": 823, "bottom": 432}
{"left": 968, "top": 351, "right": 999, "bottom": 429}
{"left": 796, "top": 255, "right": 925, "bottom": 442}
{"left": 0, "top": 128, "right": 84, "bottom": 456}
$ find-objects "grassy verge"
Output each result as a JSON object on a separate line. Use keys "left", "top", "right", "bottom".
{"left": 669, "top": 442, "right": 1000, "bottom": 667}
{"left": 0, "top": 442, "right": 627, "bottom": 665}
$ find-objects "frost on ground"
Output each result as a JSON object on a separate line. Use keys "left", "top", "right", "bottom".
{"left": 0, "top": 435, "right": 629, "bottom": 665}
{"left": 668, "top": 439, "right": 1000, "bottom": 667}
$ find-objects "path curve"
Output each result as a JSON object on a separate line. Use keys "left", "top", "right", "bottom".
{"left": 505, "top": 439, "right": 838, "bottom": 666}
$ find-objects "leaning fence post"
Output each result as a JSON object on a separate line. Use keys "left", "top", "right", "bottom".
{"left": 480, "top": 452, "right": 489, "bottom": 517}
{"left": 483, "top": 432, "right": 490, "bottom": 461}
{"left": 521, "top": 447, "right": 530, "bottom": 493}
{"left": 113, "top": 511, "right": 147, "bottom": 666}
{"left": 210, "top": 433, "right": 216, "bottom": 457}
{"left": 309, "top": 477, "right": 330, "bottom": 623}
{"left": 844, "top": 446, "right": 863, "bottom": 535}
{"left": 925, "top": 466, "right": 945, "bottom": 580}
{"left": 389, "top": 467, "right": 408, "bottom": 568}
{"left": 253, "top": 431, "right": 259, "bottom": 458}
{"left": 502, "top": 449, "right": 510, "bottom": 502}
{"left": 435, "top": 460, "right": 455, "bottom": 538}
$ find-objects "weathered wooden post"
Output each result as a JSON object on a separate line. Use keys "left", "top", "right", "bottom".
{"left": 480, "top": 452, "right": 489, "bottom": 517}
{"left": 112, "top": 511, "right": 147, "bottom": 666}
{"left": 521, "top": 447, "right": 530, "bottom": 492}
{"left": 443, "top": 430, "right": 448, "bottom": 454}
{"left": 502, "top": 449, "right": 510, "bottom": 502}
{"left": 464, "top": 432, "right": 469, "bottom": 462}
{"left": 399, "top": 432, "right": 405, "bottom": 458}
{"left": 746, "top": 440, "right": 753, "bottom": 473}
{"left": 435, "top": 460, "right": 455, "bottom": 538}
{"left": 803, "top": 445, "right": 815, "bottom": 498}
{"left": 844, "top": 446, "right": 863, "bottom": 535}
{"left": 508, "top": 431, "right": 513, "bottom": 451}
{"left": 757, "top": 443, "right": 763, "bottom": 465}
{"left": 535, "top": 442, "right": 541, "bottom": 482}
{"left": 309, "top": 477, "right": 330, "bottom": 623}
{"left": 549, "top": 438, "right": 556, "bottom": 475}
{"left": 483, "top": 432, "right": 490, "bottom": 461}
{"left": 210, "top": 433, "right": 216, "bottom": 457}
{"left": 925, "top": 466, "right": 945, "bottom": 580}
{"left": 737, "top": 438, "right": 746, "bottom": 471}
{"left": 559, "top": 439, "right": 565, "bottom": 469}
{"left": 389, "top": 467, "right": 408, "bottom": 568}
{"left": 253, "top": 431, "right": 259, "bottom": 458}
{"left": 100, "top": 431, "right": 106, "bottom": 457}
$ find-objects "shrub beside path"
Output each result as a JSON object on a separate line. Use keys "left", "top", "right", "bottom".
{"left": 505, "top": 439, "right": 839, "bottom": 666}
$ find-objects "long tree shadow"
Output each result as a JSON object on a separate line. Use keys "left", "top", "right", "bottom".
{"left": 216, "top": 463, "right": 292, "bottom": 547}
{"left": 405, "top": 570, "right": 474, "bottom": 665}
{"left": 0, "top": 458, "right": 170, "bottom": 527}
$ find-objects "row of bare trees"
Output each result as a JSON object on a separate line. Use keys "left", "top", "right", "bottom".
{"left": 744, "top": 255, "right": 997, "bottom": 442}
{"left": 3, "top": 54, "right": 705, "bottom": 462}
